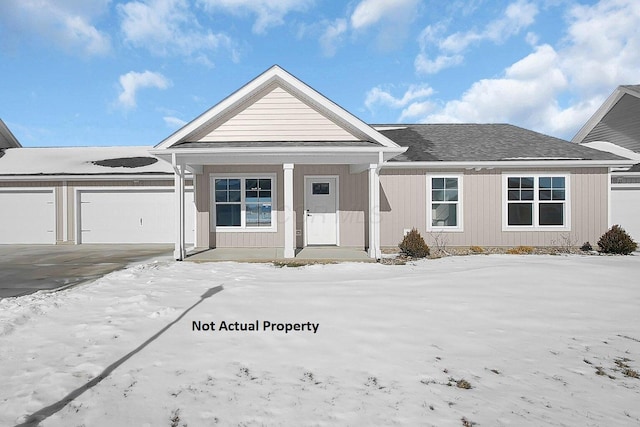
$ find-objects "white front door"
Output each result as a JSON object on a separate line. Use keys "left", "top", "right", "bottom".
{"left": 305, "top": 177, "right": 338, "bottom": 245}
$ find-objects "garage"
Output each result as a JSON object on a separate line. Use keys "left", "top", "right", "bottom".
{"left": 0, "top": 189, "right": 56, "bottom": 244}
{"left": 77, "top": 188, "right": 195, "bottom": 244}
{"left": 611, "top": 185, "right": 640, "bottom": 243}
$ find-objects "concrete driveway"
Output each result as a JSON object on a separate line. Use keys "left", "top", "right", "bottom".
{"left": 0, "top": 245, "right": 174, "bottom": 298}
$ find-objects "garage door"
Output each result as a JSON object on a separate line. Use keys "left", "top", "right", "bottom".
{"left": 78, "top": 189, "right": 195, "bottom": 244}
{"left": 611, "top": 187, "right": 640, "bottom": 242}
{"left": 0, "top": 189, "right": 56, "bottom": 244}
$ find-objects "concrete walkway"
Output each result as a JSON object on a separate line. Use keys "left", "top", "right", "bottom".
{"left": 0, "top": 245, "right": 173, "bottom": 298}
{"left": 186, "top": 246, "right": 375, "bottom": 263}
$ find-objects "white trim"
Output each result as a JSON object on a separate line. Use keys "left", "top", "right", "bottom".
{"left": 367, "top": 165, "right": 380, "bottom": 258}
{"left": 73, "top": 186, "right": 194, "bottom": 245}
{"left": 426, "top": 174, "right": 464, "bottom": 232}
{"left": 501, "top": 173, "right": 572, "bottom": 232}
{"left": 0, "top": 187, "right": 56, "bottom": 244}
{"left": 303, "top": 175, "right": 340, "bottom": 247}
{"left": 209, "top": 174, "right": 278, "bottom": 233}
{"left": 608, "top": 168, "right": 612, "bottom": 227}
{"left": 283, "top": 164, "right": 295, "bottom": 258}
{"left": 62, "top": 181, "right": 68, "bottom": 242}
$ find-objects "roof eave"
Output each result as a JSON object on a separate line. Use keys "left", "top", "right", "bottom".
{"left": 382, "top": 159, "right": 635, "bottom": 169}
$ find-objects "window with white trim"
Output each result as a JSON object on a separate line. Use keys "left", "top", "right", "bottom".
{"left": 504, "top": 174, "right": 569, "bottom": 229}
{"left": 212, "top": 175, "right": 276, "bottom": 231}
{"left": 428, "top": 175, "right": 463, "bottom": 231}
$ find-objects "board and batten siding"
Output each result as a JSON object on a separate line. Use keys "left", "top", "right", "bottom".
{"left": 380, "top": 168, "right": 610, "bottom": 248}
{"left": 196, "top": 86, "right": 358, "bottom": 142}
{"left": 202, "top": 165, "right": 284, "bottom": 248}
{"left": 295, "top": 165, "right": 367, "bottom": 248}
{"left": 199, "top": 164, "right": 369, "bottom": 249}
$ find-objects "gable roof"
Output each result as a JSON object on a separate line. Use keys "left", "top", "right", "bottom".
{"left": 0, "top": 119, "right": 21, "bottom": 149}
{"left": 572, "top": 85, "right": 640, "bottom": 152}
{"left": 378, "top": 124, "right": 628, "bottom": 162}
{"left": 155, "top": 65, "right": 400, "bottom": 150}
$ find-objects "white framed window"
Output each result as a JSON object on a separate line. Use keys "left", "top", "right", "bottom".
{"left": 210, "top": 174, "right": 277, "bottom": 232}
{"left": 502, "top": 173, "right": 571, "bottom": 231}
{"left": 427, "top": 174, "right": 463, "bottom": 232}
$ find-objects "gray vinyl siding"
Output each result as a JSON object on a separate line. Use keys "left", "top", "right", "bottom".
{"left": 380, "top": 167, "right": 610, "bottom": 248}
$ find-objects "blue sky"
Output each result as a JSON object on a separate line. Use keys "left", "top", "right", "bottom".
{"left": 0, "top": 0, "right": 638, "bottom": 147}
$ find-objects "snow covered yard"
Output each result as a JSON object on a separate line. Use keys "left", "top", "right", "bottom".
{"left": 1, "top": 255, "right": 639, "bottom": 426}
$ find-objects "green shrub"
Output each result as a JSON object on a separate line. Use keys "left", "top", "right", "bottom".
{"left": 399, "top": 228, "right": 430, "bottom": 258}
{"left": 580, "top": 241, "right": 593, "bottom": 252}
{"left": 597, "top": 225, "right": 638, "bottom": 255}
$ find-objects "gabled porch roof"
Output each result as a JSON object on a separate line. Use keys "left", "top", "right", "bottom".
{"left": 150, "top": 65, "right": 406, "bottom": 169}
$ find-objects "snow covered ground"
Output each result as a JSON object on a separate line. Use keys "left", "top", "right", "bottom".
{"left": 1, "top": 254, "right": 639, "bottom": 426}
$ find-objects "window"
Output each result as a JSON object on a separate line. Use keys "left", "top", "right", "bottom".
{"left": 212, "top": 175, "right": 276, "bottom": 231}
{"left": 504, "top": 174, "right": 569, "bottom": 229}
{"left": 312, "top": 182, "right": 330, "bottom": 195}
{"left": 428, "top": 175, "right": 463, "bottom": 231}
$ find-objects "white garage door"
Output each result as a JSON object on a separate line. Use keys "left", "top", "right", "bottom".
{"left": 78, "top": 189, "right": 195, "bottom": 244}
{"left": 611, "top": 187, "right": 640, "bottom": 243}
{"left": 0, "top": 189, "right": 56, "bottom": 244}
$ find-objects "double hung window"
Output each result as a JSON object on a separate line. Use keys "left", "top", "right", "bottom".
{"left": 428, "top": 175, "right": 462, "bottom": 231}
{"left": 212, "top": 176, "right": 275, "bottom": 231}
{"left": 504, "top": 174, "right": 569, "bottom": 229}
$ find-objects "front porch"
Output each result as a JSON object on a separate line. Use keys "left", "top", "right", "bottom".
{"left": 185, "top": 246, "right": 375, "bottom": 263}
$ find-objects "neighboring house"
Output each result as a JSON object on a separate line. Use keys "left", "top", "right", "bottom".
{"left": 0, "top": 146, "right": 195, "bottom": 245}
{"left": 0, "top": 66, "right": 632, "bottom": 259}
{"left": 572, "top": 84, "right": 640, "bottom": 242}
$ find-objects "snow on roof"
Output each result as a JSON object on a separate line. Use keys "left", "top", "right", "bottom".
{"left": 0, "top": 146, "right": 174, "bottom": 176}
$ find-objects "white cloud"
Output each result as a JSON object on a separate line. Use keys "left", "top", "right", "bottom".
{"left": 395, "top": 0, "right": 640, "bottom": 138}
{"left": 351, "top": 0, "right": 417, "bottom": 30}
{"left": 118, "top": 0, "right": 234, "bottom": 62}
{"left": 415, "top": 53, "right": 463, "bottom": 74}
{"left": 560, "top": 0, "right": 640, "bottom": 95}
{"left": 365, "top": 84, "right": 435, "bottom": 122}
{"left": 117, "top": 71, "right": 171, "bottom": 110}
{"left": 163, "top": 116, "right": 188, "bottom": 128}
{"left": 416, "top": 0, "right": 538, "bottom": 74}
{"left": 197, "top": 0, "right": 313, "bottom": 34}
{"left": 349, "top": 0, "right": 421, "bottom": 51}
{"left": 0, "top": 0, "right": 111, "bottom": 55}
{"left": 319, "top": 18, "right": 348, "bottom": 57}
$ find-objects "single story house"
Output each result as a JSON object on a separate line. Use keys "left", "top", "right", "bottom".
{"left": 572, "top": 84, "right": 640, "bottom": 242}
{"left": 1, "top": 66, "right": 633, "bottom": 260}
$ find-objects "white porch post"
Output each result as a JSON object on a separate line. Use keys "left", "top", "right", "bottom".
{"left": 172, "top": 153, "right": 186, "bottom": 261}
{"left": 283, "top": 163, "right": 295, "bottom": 258}
{"left": 368, "top": 163, "right": 381, "bottom": 259}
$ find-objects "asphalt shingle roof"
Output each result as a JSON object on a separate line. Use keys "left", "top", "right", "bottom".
{"left": 377, "top": 124, "right": 627, "bottom": 162}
